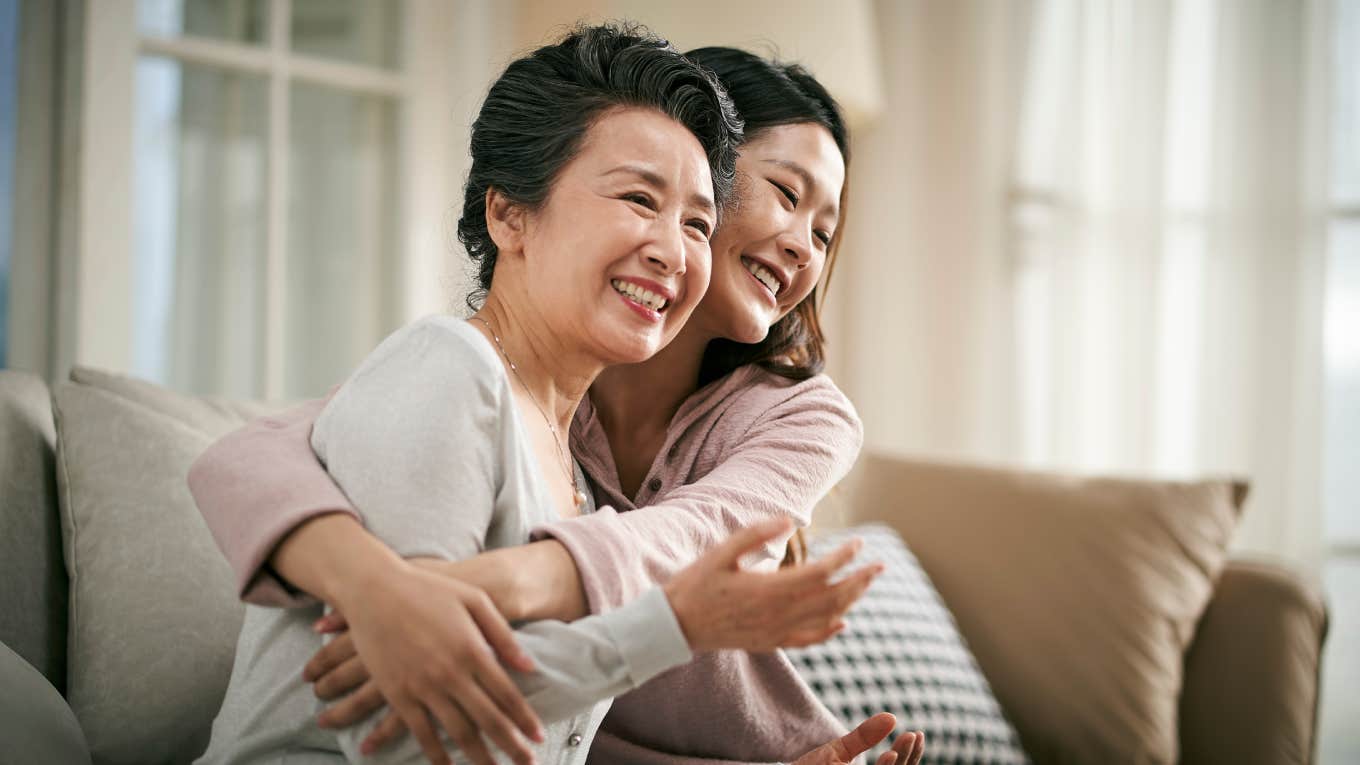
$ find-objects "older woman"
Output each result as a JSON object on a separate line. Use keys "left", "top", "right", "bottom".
{"left": 192, "top": 24, "right": 880, "bottom": 765}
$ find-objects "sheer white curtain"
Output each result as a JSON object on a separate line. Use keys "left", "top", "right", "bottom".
{"left": 830, "top": 0, "right": 1335, "bottom": 564}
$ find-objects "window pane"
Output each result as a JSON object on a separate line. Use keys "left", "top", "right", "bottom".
{"left": 1334, "top": 0, "right": 1360, "bottom": 205}
{"left": 137, "top": 0, "right": 267, "bottom": 45}
{"left": 133, "top": 56, "right": 268, "bottom": 397}
{"left": 286, "top": 81, "right": 400, "bottom": 398}
{"left": 0, "top": 0, "right": 17, "bottom": 368}
{"left": 290, "top": 0, "right": 402, "bottom": 70}
{"left": 1326, "top": 219, "right": 1360, "bottom": 542}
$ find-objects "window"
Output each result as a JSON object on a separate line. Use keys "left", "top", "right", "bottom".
{"left": 131, "top": 0, "right": 403, "bottom": 399}
{"left": 1321, "top": 2, "right": 1360, "bottom": 761}
{"left": 0, "top": 0, "right": 17, "bottom": 368}
{"left": 76, "top": 0, "right": 474, "bottom": 399}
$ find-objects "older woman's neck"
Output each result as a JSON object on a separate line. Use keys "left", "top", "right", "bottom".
{"left": 590, "top": 322, "right": 714, "bottom": 433}
{"left": 472, "top": 298, "right": 599, "bottom": 431}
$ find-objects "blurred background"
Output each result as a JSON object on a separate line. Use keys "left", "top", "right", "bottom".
{"left": 0, "top": 0, "right": 1355, "bottom": 760}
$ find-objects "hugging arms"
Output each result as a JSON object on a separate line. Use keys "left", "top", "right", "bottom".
{"left": 191, "top": 23, "right": 925, "bottom": 765}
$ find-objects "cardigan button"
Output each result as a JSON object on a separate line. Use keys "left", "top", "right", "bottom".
{"left": 647, "top": 477, "right": 663, "bottom": 492}
{"left": 567, "top": 733, "right": 583, "bottom": 747}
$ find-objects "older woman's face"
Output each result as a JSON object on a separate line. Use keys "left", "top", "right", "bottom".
{"left": 697, "top": 123, "right": 844, "bottom": 343}
{"left": 516, "top": 107, "right": 717, "bottom": 364}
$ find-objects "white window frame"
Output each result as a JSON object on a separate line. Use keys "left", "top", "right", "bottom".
{"left": 72, "top": 0, "right": 486, "bottom": 398}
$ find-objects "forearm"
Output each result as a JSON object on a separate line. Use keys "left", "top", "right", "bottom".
{"left": 270, "top": 512, "right": 406, "bottom": 608}
{"left": 426, "top": 540, "right": 588, "bottom": 622}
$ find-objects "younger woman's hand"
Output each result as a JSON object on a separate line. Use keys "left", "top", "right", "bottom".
{"left": 792, "top": 713, "right": 926, "bottom": 765}
{"left": 662, "top": 519, "right": 883, "bottom": 653}
{"left": 318, "top": 560, "right": 544, "bottom": 765}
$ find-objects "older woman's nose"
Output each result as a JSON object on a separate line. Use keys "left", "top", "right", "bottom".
{"left": 644, "top": 222, "right": 688, "bottom": 275}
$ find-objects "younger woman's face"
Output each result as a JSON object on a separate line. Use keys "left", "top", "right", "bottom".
{"left": 696, "top": 123, "right": 845, "bottom": 343}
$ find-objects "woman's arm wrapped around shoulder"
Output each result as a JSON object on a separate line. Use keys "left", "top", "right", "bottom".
{"left": 187, "top": 392, "right": 356, "bottom": 607}
{"left": 536, "top": 375, "right": 865, "bottom": 614}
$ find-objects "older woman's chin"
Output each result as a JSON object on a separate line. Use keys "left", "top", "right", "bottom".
{"left": 588, "top": 326, "right": 669, "bottom": 365}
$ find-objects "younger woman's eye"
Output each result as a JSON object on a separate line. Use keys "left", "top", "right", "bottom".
{"left": 686, "top": 218, "right": 712, "bottom": 238}
{"left": 770, "top": 180, "right": 799, "bottom": 207}
{"left": 815, "top": 230, "right": 833, "bottom": 247}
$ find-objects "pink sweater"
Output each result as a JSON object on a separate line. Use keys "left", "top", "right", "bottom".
{"left": 187, "top": 363, "right": 863, "bottom": 764}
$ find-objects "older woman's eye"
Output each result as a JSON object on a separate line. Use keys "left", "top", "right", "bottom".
{"left": 770, "top": 180, "right": 798, "bottom": 208}
{"left": 623, "top": 192, "right": 656, "bottom": 209}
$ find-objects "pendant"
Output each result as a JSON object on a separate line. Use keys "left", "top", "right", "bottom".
{"left": 573, "top": 489, "right": 588, "bottom": 507}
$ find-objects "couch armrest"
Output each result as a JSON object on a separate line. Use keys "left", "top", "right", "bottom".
{"left": 0, "top": 639, "right": 91, "bottom": 765}
{"left": 1179, "top": 558, "right": 1329, "bottom": 764}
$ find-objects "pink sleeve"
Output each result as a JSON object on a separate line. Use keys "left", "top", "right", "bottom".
{"left": 187, "top": 393, "right": 360, "bottom": 607}
{"left": 534, "top": 380, "right": 863, "bottom": 614}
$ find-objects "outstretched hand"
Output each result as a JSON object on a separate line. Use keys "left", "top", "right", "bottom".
{"left": 663, "top": 518, "right": 883, "bottom": 653}
{"left": 792, "top": 713, "right": 926, "bottom": 765}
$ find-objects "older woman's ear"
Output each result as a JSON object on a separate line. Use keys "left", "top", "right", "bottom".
{"left": 485, "top": 187, "right": 528, "bottom": 256}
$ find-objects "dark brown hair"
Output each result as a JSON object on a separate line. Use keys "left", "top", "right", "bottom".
{"left": 684, "top": 48, "right": 851, "bottom": 389}
{"left": 460, "top": 24, "right": 743, "bottom": 311}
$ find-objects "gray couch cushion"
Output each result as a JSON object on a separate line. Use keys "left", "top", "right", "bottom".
{"left": 0, "top": 370, "right": 66, "bottom": 691}
{"left": 52, "top": 367, "right": 277, "bottom": 765}
{"left": 0, "top": 638, "right": 91, "bottom": 765}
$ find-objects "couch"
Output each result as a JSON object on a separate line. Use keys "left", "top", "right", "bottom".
{"left": 0, "top": 368, "right": 1330, "bottom": 764}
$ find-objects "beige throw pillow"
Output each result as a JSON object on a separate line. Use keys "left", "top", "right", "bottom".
{"left": 52, "top": 367, "right": 277, "bottom": 763}
{"left": 828, "top": 452, "right": 1245, "bottom": 765}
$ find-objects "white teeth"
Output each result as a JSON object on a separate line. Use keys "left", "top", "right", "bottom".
{"left": 743, "top": 259, "right": 781, "bottom": 295}
{"left": 611, "top": 279, "right": 668, "bottom": 311}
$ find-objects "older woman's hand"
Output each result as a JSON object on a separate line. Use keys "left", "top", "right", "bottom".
{"left": 792, "top": 713, "right": 926, "bottom": 765}
{"left": 307, "top": 519, "right": 882, "bottom": 758}
{"left": 662, "top": 518, "right": 882, "bottom": 653}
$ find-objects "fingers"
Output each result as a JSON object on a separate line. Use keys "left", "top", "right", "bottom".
{"left": 359, "top": 709, "right": 409, "bottom": 754}
{"left": 388, "top": 699, "right": 450, "bottom": 765}
{"left": 788, "top": 561, "right": 882, "bottom": 625}
{"left": 426, "top": 692, "right": 502, "bottom": 765}
{"left": 804, "top": 537, "right": 864, "bottom": 581}
{"left": 312, "top": 610, "right": 349, "bottom": 634}
{"left": 708, "top": 517, "right": 795, "bottom": 570}
{"left": 313, "top": 655, "right": 371, "bottom": 701}
{"left": 888, "top": 730, "right": 925, "bottom": 765}
{"left": 456, "top": 602, "right": 543, "bottom": 745}
{"left": 780, "top": 619, "right": 847, "bottom": 649}
{"left": 875, "top": 752, "right": 899, "bottom": 765}
{"left": 473, "top": 652, "right": 545, "bottom": 744}
{"left": 302, "top": 632, "right": 357, "bottom": 683}
{"left": 906, "top": 730, "right": 926, "bottom": 765}
{"left": 449, "top": 674, "right": 537, "bottom": 765}
{"left": 837, "top": 712, "right": 897, "bottom": 757}
{"left": 317, "top": 680, "right": 385, "bottom": 728}
{"left": 466, "top": 590, "right": 536, "bottom": 674}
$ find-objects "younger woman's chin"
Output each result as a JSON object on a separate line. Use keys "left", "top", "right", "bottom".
{"left": 725, "top": 319, "right": 771, "bottom": 346}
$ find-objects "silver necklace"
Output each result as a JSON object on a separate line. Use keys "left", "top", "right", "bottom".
{"left": 469, "top": 316, "right": 587, "bottom": 508}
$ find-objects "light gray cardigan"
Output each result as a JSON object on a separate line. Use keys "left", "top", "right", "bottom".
{"left": 195, "top": 316, "right": 691, "bottom": 765}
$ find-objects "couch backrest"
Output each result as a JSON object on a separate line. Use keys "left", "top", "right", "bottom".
{"left": 0, "top": 370, "right": 68, "bottom": 693}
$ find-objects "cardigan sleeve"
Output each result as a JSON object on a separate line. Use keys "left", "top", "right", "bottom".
{"left": 311, "top": 316, "right": 692, "bottom": 734}
{"left": 187, "top": 393, "right": 358, "bottom": 607}
{"left": 533, "top": 375, "right": 864, "bottom": 614}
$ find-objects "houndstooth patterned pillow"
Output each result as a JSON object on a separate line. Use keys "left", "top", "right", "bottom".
{"left": 786, "top": 525, "right": 1029, "bottom": 764}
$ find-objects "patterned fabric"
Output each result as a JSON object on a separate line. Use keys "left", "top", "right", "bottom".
{"left": 786, "top": 525, "right": 1030, "bottom": 764}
